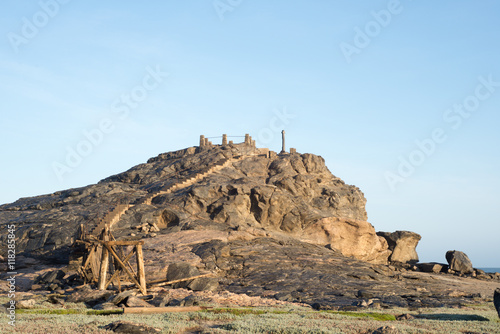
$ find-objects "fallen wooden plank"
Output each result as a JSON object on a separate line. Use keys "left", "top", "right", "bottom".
{"left": 122, "top": 306, "right": 204, "bottom": 314}
{"left": 104, "top": 240, "right": 145, "bottom": 246}
{"left": 146, "top": 273, "right": 213, "bottom": 286}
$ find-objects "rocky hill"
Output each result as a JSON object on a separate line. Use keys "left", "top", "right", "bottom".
{"left": 2, "top": 141, "right": 497, "bottom": 309}
{"left": 0, "top": 143, "right": 392, "bottom": 263}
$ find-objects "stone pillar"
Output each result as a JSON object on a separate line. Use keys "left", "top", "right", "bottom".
{"left": 200, "top": 135, "right": 205, "bottom": 147}
{"left": 281, "top": 130, "right": 286, "bottom": 153}
{"left": 208, "top": 141, "right": 212, "bottom": 146}
{"left": 290, "top": 148, "right": 296, "bottom": 154}
{"left": 222, "top": 134, "right": 227, "bottom": 146}
{"left": 245, "top": 133, "right": 250, "bottom": 145}
{"left": 204, "top": 138, "right": 209, "bottom": 146}
{"left": 229, "top": 140, "right": 233, "bottom": 145}
{"left": 252, "top": 140, "right": 256, "bottom": 148}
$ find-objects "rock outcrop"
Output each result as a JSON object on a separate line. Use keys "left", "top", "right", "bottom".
{"left": 446, "top": 250, "right": 473, "bottom": 274}
{"left": 377, "top": 231, "right": 421, "bottom": 264}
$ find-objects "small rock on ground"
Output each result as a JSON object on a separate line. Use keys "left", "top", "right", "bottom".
{"left": 102, "top": 321, "right": 161, "bottom": 333}
{"left": 372, "top": 325, "right": 400, "bottom": 334}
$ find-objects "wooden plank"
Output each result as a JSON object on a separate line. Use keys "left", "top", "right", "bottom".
{"left": 91, "top": 245, "right": 102, "bottom": 282}
{"left": 104, "top": 240, "right": 145, "bottom": 246}
{"left": 123, "top": 306, "right": 204, "bottom": 314}
{"left": 146, "top": 273, "right": 213, "bottom": 286}
{"left": 82, "top": 245, "right": 95, "bottom": 270}
{"left": 103, "top": 243, "right": 147, "bottom": 295}
{"left": 136, "top": 244, "right": 146, "bottom": 293}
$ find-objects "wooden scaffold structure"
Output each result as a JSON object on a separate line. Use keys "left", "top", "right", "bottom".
{"left": 77, "top": 225, "right": 147, "bottom": 295}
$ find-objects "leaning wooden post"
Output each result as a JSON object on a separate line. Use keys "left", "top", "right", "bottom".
{"left": 97, "top": 228, "right": 110, "bottom": 290}
{"left": 136, "top": 244, "right": 147, "bottom": 294}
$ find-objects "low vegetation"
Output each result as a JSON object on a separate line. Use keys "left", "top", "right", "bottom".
{"left": 2, "top": 303, "right": 499, "bottom": 333}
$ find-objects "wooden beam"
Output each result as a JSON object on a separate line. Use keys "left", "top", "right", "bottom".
{"left": 136, "top": 244, "right": 146, "bottom": 293}
{"left": 146, "top": 273, "right": 213, "bottom": 286}
{"left": 103, "top": 243, "right": 147, "bottom": 295}
{"left": 103, "top": 240, "right": 145, "bottom": 246}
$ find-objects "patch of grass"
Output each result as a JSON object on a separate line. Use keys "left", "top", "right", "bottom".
{"left": 323, "top": 310, "right": 396, "bottom": 321}
{"left": 206, "top": 308, "right": 267, "bottom": 316}
{"left": 9, "top": 305, "right": 500, "bottom": 334}
{"left": 204, "top": 308, "right": 290, "bottom": 316}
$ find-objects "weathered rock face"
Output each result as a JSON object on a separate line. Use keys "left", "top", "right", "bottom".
{"left": 0, "top": 182, "right": 142, "bottom": 263}
{"left": 377, "top": 231, "right": 421, "bottom": 264}
{"left": 301, "top": 217, "right": 391, "bottom": 264}
{"left": 446, "top": 250, "right": 473, "bottom": 274}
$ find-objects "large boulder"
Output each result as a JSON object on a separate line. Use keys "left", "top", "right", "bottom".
{"left": 166, "top": 262, "right": 200, "bottom": 289}
{"left": 418, "top": 262, "right": 445, "bottom": 273}
{"left": 445, "top": 250, "right": 473, "bottom": 274}
{"left": 188, "top": 277, "right": 219, "bottom": 291}
{"left": 494, "top": 288, "right": 500, "bottom": 319}
{"left": 377, "top": 231, "right": 421, "bottom": 263}
{"left": 300, "top": 217, "right": 391, "bottom": 264}
{"left": 125, "top": 296, "right": 153, "bottom": 308}
{"left": 65, "top": 286, "right": 115, "bottom": 307}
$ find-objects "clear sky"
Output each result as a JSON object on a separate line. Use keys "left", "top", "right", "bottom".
{"left": 1, "top": 1, "right": 499, "bottom": 266}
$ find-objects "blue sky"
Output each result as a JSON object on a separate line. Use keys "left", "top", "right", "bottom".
{"left": 1, "top": 1, "right": 499, "bottom": 266}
